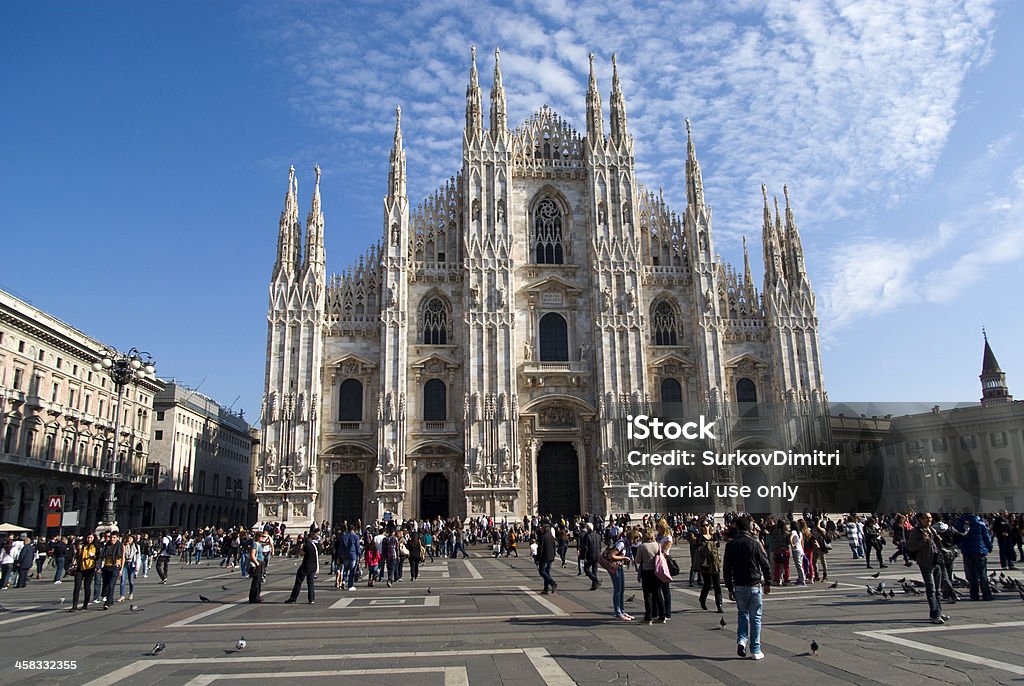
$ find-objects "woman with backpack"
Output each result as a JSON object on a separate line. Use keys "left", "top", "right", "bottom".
{"left": 600, "top": 537, "right": 633, "bottom": 620}
{"left": 696, "top": 523, "right": 724, "bottom": 613}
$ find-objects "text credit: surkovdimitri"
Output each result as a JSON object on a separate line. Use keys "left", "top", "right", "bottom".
{"left": 623, "top": 414, "right": 840, "bottom": 503}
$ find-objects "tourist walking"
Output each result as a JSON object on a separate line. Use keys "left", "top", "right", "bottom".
{"left": 285, "top": 530, "right": 319, "bottom": 604}
{"left": 537, "top": 523, "right": 558, "bottom": 594}
{"left": 907, "top": 512, "right": 950, "bottom": 624}
{"left": 696, "top": 523, "right": 723, "bottom": 612}
{"left": 723, "top": 516, "right": 771, "bottom": 660}
{"left": 69, "top": 534, "right": 99, "bottom": 612}
{"left": 955, "top": 511, "right": 994, "bottom": 601}
{"left": 634, "top": 529, "right": 666, "bottom": 624}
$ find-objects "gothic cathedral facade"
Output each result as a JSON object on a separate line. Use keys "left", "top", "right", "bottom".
{"left": 256, "top": 50, "right": 832, "bottom": 529}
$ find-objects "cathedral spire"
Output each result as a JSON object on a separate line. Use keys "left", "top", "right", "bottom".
{"left": 980, "top": 330, "right": 1013, "bottom": 405}
{"left": 387, "top": 106, "right": 406, "bottom": 201}
{"left": 783, "top": 184, "right": 808, "bottom": 282}
{"left": 761, "top": 184, "right": 784, "bottom": 288}
{"left": 685, "top": 119, "right": 705, "bottom": 208}
{"left": 304, "top": 164, "right": 325, "bottom": 273}
{"left": 609, "top": 53, "right": 629, "bottom": 144}
{"left": 489, "top": 47, "right": 507, "bottom": 136}
{"left": 586, "top": 53, "right": 604, "bottom": 144}
{"left": 273, "top": 165, "right": 301, "bottom": 278}
{"left": 465, "top": 46, "right": 483, "bottom": 141}
{"left": 743, "top": 235, "right": 753, "bottom": 285}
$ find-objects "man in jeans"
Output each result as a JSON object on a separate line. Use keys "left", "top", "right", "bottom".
{"left": 537, "top": 523, "right": 558, "bottom": 594}
{"left": 955, "top": 511, "right": 994, "bottom": 601}
{"left": 580, "top": 523, "right": 602, "bottom": 590}
{"left": 338, "top": 524, "right": 361, "bottom": 590}
{"left": 907, "top": 512, "right": 951, "bottom": 624}
{"left": 723, "top": 516, "right": 771, "bottom": 660}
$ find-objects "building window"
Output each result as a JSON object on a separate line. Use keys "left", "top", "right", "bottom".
{"left": 13, "top": 367, "right": 23, "bottom": 390}
{"left": 56, "top": 357, "right": 62, "bottom": 369}
{"left": 538, "top": 312, "right": 569, "bottom": 361}
{"left": 338, "top": 379, "right": 363, "bottom": 422}
{"left": 51, "top": 383, "right": 60, "bottom": 403}
{"left": 423, "top": 379, "right": 447, "bottom": 422}
{"left": 660, "top": 378, "right": 683, "bottom": 418}
{"left": 18, "top": 340, "right": 25, "bottom": 353}
{"left": 960, "top": 434, "right": 975, "bottom": 450}
{"left": 68, "top": 388, "right": 76, "bottom": 408}
{"left": 652, "top": 301, "right": 678, "bottom": 346}
{"left": 532, "top": 198, "right": 564, "bottom": 264}
{"left": 422, "top": 298, "right": 449, "bottom": 345}
{"left": 736, "top": 378, "right": 757, "bottom": 417}
{"left": 991, "top": 431, "right": 1007, "bottom": 448}
{"left": 966, "top": 463, "right": 979, "bottom": 487}
{"left": 156, "top": 410, "right": 164, "bottom": 421}
{"left": 38, "top": 349, "right": 45, "bottom": 361}
{"left": 155, "top": 430, "right": 164, "bottom": 440}
{"left": 997, "top": 460, "right": 1012, "bottom": 482}
{"left": 931, "top": 438, "right": 946, "bottom": 452}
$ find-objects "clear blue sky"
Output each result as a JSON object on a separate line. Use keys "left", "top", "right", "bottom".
{"left": 2, "top": 1, "right": 1022, "bottom": 422}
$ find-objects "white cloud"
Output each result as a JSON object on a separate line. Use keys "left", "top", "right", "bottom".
{"left": 244, "top": 0, "right": 998, "bottom": 277}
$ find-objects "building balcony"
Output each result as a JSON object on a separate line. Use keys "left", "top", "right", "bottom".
{"left": 416, "top": 420, "right": 458, "bottom": 435}
{"left": 332, "top": 421, "right": 372, "bottom": 434}
{"left": 521, "top": 360, "right": 589, "bottom": 387}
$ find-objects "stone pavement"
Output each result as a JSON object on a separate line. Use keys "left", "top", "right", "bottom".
{"left": 2, "top": 548, "right": 1023, "bottom": 685}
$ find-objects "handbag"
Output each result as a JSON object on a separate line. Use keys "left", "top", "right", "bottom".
{"left": 654, "top": 552, "right": 673, "bottom": 583}
{"left": 666, "top": 554, "right": 680, "bottom": 577}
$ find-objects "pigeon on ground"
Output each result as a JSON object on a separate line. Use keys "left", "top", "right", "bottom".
{"left": 427, "top": 587, "right": 432, "bottom": 594}
{"left": 990, "top": 571, "right": 998, "bottom": 578}
{"left": 828, "top": 580, "right": 839, "bottom": 589}
{"left": 626, "top": 594, "right": 636, "bottom": 603}
{"left": 130, "top": 605, "right": 144, "bottom": 612}
{"left": 221, "top": 585, "right": 231, "bottom": 591}
{"left": 719, "top": 617, "right": 727, "bottom": 629}
{"left": 887, "top": 590, "right": 895, "bottom": 599}
{"left": 150, "top": 642, "right": 166, "bottom": 656}
{"left": 810, "top": 640, "right": 819, "bottom": 656}
{"left": 0, "top": 604, "right": 8, "bottom": 613}
{"left": 236, "top": 636, "right": 246, "bottom": 651}
{"left": 199, "top": 595, "right": 212, "bottom": 603}
{"left": 866, "top": 586, "right": 875, "bottom": 596}
{"left": 876, "top": 582, "right": 886, "bottom": 593}
{"left": 871, "top": 572, "right": 880, "bottom": 578}
{"left": 57, "top": 597, "right": 66, "bottom": 605}
{"left": 898, "top": 577, "right": 906, "bottom": 584}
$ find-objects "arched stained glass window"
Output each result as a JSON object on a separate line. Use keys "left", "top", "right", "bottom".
{"left": 652, "top": 301, "right": 678, "bottom": 345}
{"left": 423, "top": 298, "right": 448, "bottom": 344}
{"left": 533, "top": 198, "right": 564, "bottom": 264}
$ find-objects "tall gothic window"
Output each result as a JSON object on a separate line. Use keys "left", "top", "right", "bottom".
{"left": 338, "top": 379, "right": 363, "bottom": 422}
{"left": 661, "top": 379, "right": 683, "bottom": 418}
{"left": 422, "top": 298, "right": 448, "bottom": 344}
{"left": 539, "top": 313, "right": 569, "bottom": 361}
{"left": 423, "top": 379, "right": 447, "bottom": 422}
{"left": 533, "top": 198, "right": 564, "bottom": 264}
{"left": 652, "top": 301, "right": 678, "bottom": 345}
{"left": 736, "top": 378, "right": 758, "bottom": 418}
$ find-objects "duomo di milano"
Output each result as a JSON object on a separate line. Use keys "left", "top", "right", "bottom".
{"left": 255, "top": 49, "right": 831, "bottom": 529}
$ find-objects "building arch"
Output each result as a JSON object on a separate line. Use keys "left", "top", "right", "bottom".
{"left": 736, "top": 377, "right": 758, "bottom": 417}
{"left": 529, "top": 190, "right": 572, "bottom": 265}
{"left": 418, "top": 291, "right": 452, "bottom": 344}
{"left": 650, "top": 298, "right": 681, "bottom": 346}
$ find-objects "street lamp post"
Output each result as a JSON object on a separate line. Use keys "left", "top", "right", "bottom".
{"left": 912, "top": 455, "right": 942, "bottom": 513}
{"left": 92, "top": 347, "right": 155, "bottom": 531}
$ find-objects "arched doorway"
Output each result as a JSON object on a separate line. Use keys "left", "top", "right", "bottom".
{"left": 537, "top": 442, "right": 580, "bottom": 518}
{"left": 744, "top": 468, "right": 770, "bottom": 515}
{"left": 420, "top": 473, "right": 449, "bottom": 519}
{"left": 332, "top": 475, "right": 363, "bottom": 527}
{"left": 664, "top": 467, "right": 714, "bottom": 515}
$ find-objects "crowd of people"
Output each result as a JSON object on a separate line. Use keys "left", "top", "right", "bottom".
{"left": 1, "top": 508, "right": 1021, "bottom": 660}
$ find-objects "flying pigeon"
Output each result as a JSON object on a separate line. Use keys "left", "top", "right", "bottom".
{"left": 871, "top": 572, "right": 880, "bottom": 578}
{"left": 151, "top": 642, "right": 166, "bottom": 656}
{"left": 236, "top": 636, "right": 247, "bottom": 651}
{"left": 810, "top": 640, "right": 819, "bottom": 656}
{"left": 199, "top": 595, "right": 212, "bottom": 603}
{"left": 221, "top": 585, "right": 231, "bottom": 591}
{"left": 130, "top": 605, "right": 144, "bottom": 612}
{"left": 828, "top": 580, "right": 839, "bottom": 589}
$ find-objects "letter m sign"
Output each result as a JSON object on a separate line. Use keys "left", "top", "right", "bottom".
{"left": 47, "top": 495, "right": 64, "bottom": 511}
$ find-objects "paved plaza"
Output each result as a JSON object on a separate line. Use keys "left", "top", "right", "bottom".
{"left": 3, "top": 548, "right": 1023, "bottom": 685}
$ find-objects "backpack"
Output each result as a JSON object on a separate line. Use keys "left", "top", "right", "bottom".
{"left": 163, "top": 537, "right": 178, "bottom": 556}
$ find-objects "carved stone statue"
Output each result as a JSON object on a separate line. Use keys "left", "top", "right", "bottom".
{"left": 496, "top": 287, "right": 505, "bottom": 309}
{"left": 524, "top": 340, "right": 534, "bottom": 360}
{"left": 265, "top": 447, "right": 277, "bottom": 472}
{"left": 470, "top": 285, "right": 480, "bottom": 309}
{"left": 578, "top": 342, "right": 589, "bottom": 360}
{"left": 295, "top": 446, "right": 306, "bottom": 472}
{"left": 385, "top": 393, "right": 394, "bottom": 423}
{"left": 497, "top": 445, "right": 510, "bottom": 471}
{"left": 385, "top": 447, "right": 396, "bottom": 472}
{"left": 602, "top": 287, "right": 612, "bottom": 312}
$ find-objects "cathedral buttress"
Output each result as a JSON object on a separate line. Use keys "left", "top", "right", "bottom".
{"left": 377, "top": 107, "right": 411, "bottom": 519}
{"left": 461, "top": 46, "right": 519, "bottom": 515}
{"left": 258, "top": 165, "right": 325, "bottom": 529}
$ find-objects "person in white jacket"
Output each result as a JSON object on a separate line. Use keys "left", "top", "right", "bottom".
{"left": 845, "top": 516, "right": 865, "bottom": 559}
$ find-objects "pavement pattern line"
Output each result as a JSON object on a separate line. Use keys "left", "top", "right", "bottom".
{"left": 854, "top": 622, "right": 1024, "bottom": 676}
{"left": 463, "top": 560, "right": 483, "bottom": 579}
{"left": 82, "top": 648, "right": 570, "bottom": 686}
{"left": 0, "top": 606, "right": 60, "bottom": 625}
{"left": 182, "top": 666, "right": 465, "bottom": 686}
{"left": 163, "top": 585, "right": 564, "bottom": 628}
